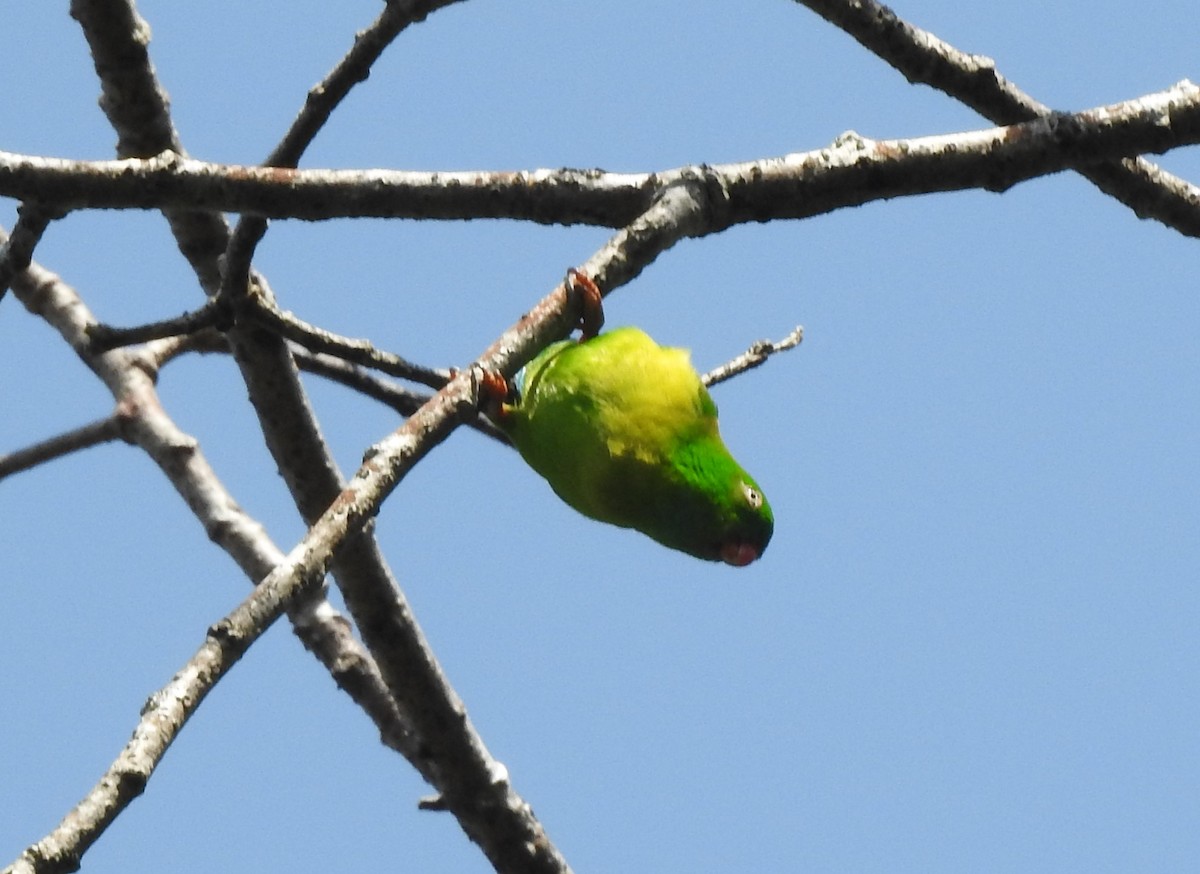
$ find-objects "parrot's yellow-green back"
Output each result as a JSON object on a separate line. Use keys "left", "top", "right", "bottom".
{"left": 500, "top": 327, "right": 773, "bottom": 566}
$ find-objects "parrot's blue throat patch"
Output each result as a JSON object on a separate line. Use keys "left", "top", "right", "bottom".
{"left": 511, "top": 364, "right": 529, "bottom": 401}
{"left": 506, "top": 364, "right": 535, "bottom": 409}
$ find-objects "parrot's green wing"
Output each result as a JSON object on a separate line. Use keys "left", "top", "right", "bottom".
{"left": 501, "top": 326, "right": 773, "bottom": 566}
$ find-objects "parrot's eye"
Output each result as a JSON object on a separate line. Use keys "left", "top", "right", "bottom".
{"left": 740, "top": 481, "right": 763, "bottom": 509}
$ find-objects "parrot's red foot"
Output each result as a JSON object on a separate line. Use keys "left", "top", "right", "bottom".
{"left": 566, "top": 268, "right": 604, "bottom": 341}
{"left": 477, "top": 368, "right": 511, "bottom": 423}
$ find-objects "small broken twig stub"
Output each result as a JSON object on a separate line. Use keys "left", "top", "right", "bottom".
{"left": 702, "top": 325, "right": 804, "bottom": 388}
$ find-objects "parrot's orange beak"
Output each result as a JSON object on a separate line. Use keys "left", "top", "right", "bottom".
{"left": 720, "top": 540, "right": 760, "bottom": 567}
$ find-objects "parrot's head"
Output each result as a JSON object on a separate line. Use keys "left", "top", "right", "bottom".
{"left": 663, "top": 439, "right": 774, "bottom": 566}
{"left": 713, "top": 475, "right": 774, "bottom": 567}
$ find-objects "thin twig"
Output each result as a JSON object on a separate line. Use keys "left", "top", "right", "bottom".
{"left": 292, "top": 349, "right": 510, "bottom": 445}
{"left": 87, "top": 295, "right": 229, "bottom": 351}
{"left": 86, "top": 278, "right": 455, "bottom": 393}
{"left": 701, "top": 325, "right": 804, "bottom": 389}
{"left": 142, "top": 325, "right": 228, "bottom": 368}
{"left": 149, "top": 329, "right": 510, "bottom": 444}
{"left": 0, "top": 416, "right": 125, "bottom": 480}
{"left": 244, "top": 281, "right": 452, "bottom": 389}
{"left": 266, "top": 0, "right": 468, "bottom": 169}
{"left": 220, "top": 0, "right": 469, "bottom": 310}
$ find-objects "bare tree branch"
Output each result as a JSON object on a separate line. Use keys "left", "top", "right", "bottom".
{"left": 0, "top": 203, "right": 59, "bottom": 303}
{"left": 86, "top": 279, "right": 453, "bottom": 390}
{"left": 0, "top": 148, "right": 649, "bottom": 224}
{"left": 288, "top": 349, "right": 509, "bottom": 444}
{"left": 266, "top": 0, "right": 469, "bottom": 169}
{"left": 1, "top": 80, "right": 1198, "bottom": 229}
{"left": 242, "top": 282, "right": 452, "bottom": 389}
{"left": 165, "top": 329, "right": 510, "bottom": 444}
{"left": 796, "top": 0, "right": 1200, "bottom": 235}
{"left": 0, "top": 415, "right": 125, "bottom": 480}
{"left": 68, "top": 0, "right": 227, "bottom": 289}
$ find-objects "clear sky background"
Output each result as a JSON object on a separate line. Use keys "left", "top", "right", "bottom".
{"left": 3, "top": 2, "right": 1199, "bottom": 872}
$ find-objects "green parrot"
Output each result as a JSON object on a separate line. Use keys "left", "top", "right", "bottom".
{"left": 490, "top": 286, "right": 773, "bottom": 566}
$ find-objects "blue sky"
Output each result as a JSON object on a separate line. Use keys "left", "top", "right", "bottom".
{"left": 3, "top": 1, "right": 1199, "bottom": 872}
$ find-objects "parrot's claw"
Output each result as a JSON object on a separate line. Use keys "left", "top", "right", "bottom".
{"left": 566, "top": 268, "right": 604, "bottom": 341}
{"left": 477, "top": 368, "right": 511, "bottom": 423}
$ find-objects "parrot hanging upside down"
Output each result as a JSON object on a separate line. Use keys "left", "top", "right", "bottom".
{"left": 483, "top": 269, "right": 773, "bottom": 567}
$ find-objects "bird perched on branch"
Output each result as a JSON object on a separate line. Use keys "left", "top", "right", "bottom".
{"left": 484, "top": 269, "right": 773, "bottom": 566}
